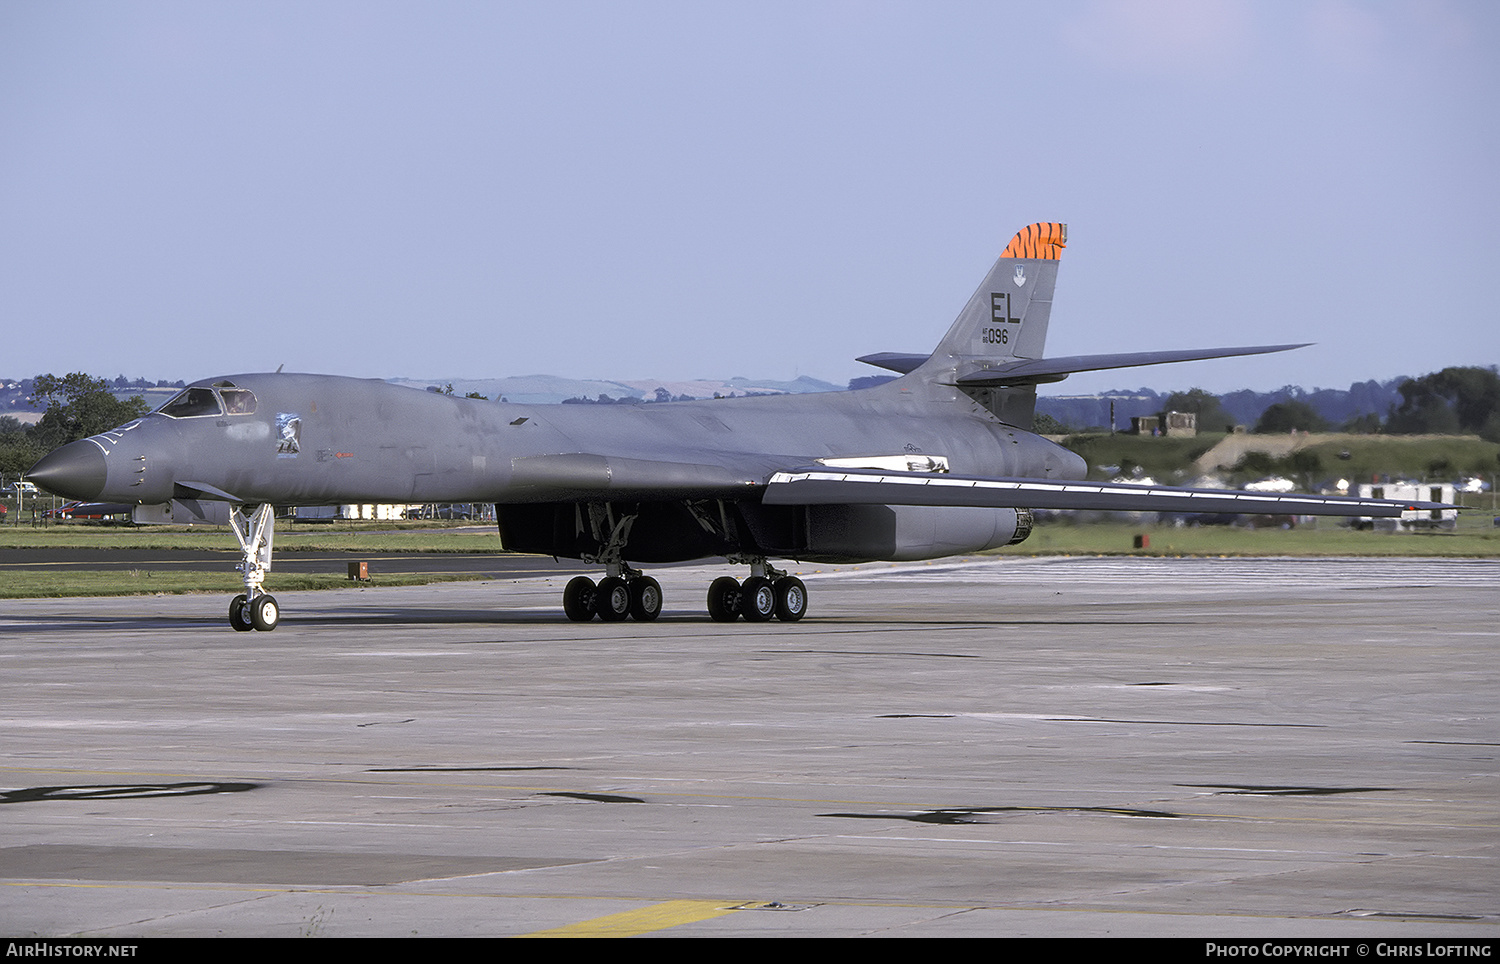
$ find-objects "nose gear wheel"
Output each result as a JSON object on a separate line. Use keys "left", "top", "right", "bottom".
{"left": 227, "top": 504, "right": 280, "bottom": 631}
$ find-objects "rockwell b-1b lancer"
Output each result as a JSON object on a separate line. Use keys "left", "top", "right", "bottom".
{"left": 26, "top": 222, "right": 1447, "bottom": 631}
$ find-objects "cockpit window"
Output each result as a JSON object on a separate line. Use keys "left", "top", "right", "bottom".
{"left": 220, "top": 389, "right": 257, "bottom": 414}
{"left": 158, "top": 387, "right": 223, "bottom": 418}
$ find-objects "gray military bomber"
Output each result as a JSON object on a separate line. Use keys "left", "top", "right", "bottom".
{"left": 27, "top": 222, "right": 1444, "bottom": 631}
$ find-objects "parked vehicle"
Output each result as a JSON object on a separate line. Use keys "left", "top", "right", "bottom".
{"left": 44, "top": 501, "right": 132, "bottom": 520}
{"left": 404, "top": 503, "right": 474, "bottom": 520}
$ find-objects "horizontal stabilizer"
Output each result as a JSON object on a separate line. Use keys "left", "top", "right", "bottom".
{"left": 855, "top": 352, "right": 930, "bottom": 374}
{"left": 954, "top": 344, "right": 1311, "bottom": 387}
{"left": 763, "top": 467, "right": 1448, "bottom": 518}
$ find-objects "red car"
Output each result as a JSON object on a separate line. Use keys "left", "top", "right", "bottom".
{"left": 46, "top": 501, "right": 131, "bottom": 520}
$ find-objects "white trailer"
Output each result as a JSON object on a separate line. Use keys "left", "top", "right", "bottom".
{"left": 1356, "top": 483, "right": 1458, "bottom": 531}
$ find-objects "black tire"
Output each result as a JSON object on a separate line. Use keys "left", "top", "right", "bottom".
{"left": 229, "top": 594, "right": 253, "bottom": 632}
{"left": 249, "top": 594, "right": 279, "bottom": 632}
{"left": 629, "top": 577, "right": 663, "bottom": 622}
{"left": 773, "top": 576, "right": 807, "bottom": 622}
{"left": 707, "top": 576, "right": 741, "bottom": 622}
{"left": 740, "top": 576, "right": 775, "bottom": 622}
{"left": 596, "top": 576, "right": 631, "bottom": 622}
{"left": 563, "top": 576, "right": 597, "bottom": 622}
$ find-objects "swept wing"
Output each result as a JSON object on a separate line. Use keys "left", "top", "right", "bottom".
{"left": 762, "top": 466, "right": 1446, "bottom": 518}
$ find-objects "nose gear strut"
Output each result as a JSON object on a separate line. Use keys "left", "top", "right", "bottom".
{"left": 228, "top": 503, "right": 279, "bottom": 631}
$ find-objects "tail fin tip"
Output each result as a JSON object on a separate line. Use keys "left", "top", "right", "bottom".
{"left": 1001, "top": 222, "right": 1067, "bottom": 261}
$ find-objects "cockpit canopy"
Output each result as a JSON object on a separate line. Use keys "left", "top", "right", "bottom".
{"left": 157, "top": 381, "right": 257, "bottom": 418}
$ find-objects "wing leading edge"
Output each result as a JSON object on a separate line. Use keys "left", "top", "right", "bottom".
{"left": 762, "top": 467, "right": 1448, "bottom": 518}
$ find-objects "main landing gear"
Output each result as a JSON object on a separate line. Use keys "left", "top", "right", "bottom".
{"left": 563, "top": 505, "right": 664, "bottom": 622}
{"left": 707, "top": 559, "right": 806, "bottom": 623}
{"left": 557, "top": 505, "right": 807, "bottom": 623}
{"left": 562, "top": 558, "right": 807, "bottom": 623}
{"left": 563, "top": 567, "right": 663, "bottom": 622}
{"left": 228, "top": 504, "right": 279, "bottom": 632}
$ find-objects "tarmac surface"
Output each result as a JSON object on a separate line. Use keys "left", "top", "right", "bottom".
{"left": 1, "top": 555, "right": 1496, "bottom": 938}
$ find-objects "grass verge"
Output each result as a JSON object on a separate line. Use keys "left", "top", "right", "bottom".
{"left": 0, "top": 570, "right": 490, "bottom": 599}
{"left": 0, "top": 522, "right": 502, "bottom": 552}
{"left": 1018, "top": 520, "right": 1500, "bottom": 557}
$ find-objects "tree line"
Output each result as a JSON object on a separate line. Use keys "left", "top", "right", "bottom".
{"left": 0, "top": 374, "right": 150, "bottom": 474}
{"left": 1036, "top": 366, "right": 1500, "bottom": 442}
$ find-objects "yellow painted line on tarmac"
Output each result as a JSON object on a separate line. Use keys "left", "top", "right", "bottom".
{"left": 518, "top": 899, "right": 739, "bottom": 938}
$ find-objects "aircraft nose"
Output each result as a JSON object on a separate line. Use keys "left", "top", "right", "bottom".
{"left": 26, "top": 440, "right": 108, "bottom": 501}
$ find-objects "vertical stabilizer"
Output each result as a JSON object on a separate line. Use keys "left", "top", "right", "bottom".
{"left": 906, "top": 222, "right": 1066, "bottom": 427}
{"left": 924, "top": 221, "right": 1065, "bottom": 369}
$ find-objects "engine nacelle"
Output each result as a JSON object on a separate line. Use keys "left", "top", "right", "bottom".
{"left": 797, "top": 503, "right": 1031, "bottom": 563}
{"left": 497, "top": 500, "right": 1034, "bottom": 567}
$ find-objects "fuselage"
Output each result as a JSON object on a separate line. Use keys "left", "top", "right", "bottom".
{"left": 34, "top": 372, "right": 1086, "bottom": 508}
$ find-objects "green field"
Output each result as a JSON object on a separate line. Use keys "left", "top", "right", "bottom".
{"left": 1061, "top": 432, "right": 1500, "bottom": 485}
{"left": 0, "top": 520, "right": 508, "bottom": 598}
{"left": 0, "top": 520, "right": 504, "bottom": 552}
{"left": 1022, "top": 515, "right": 1500, "bottom": 557}
{"left": 1062, "top": 433, "right": 1221, "bottom": 480}
{"left": 0, "top": 568, "right": 489, "bottom": 599}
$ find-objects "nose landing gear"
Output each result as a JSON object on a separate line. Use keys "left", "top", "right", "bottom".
{"left": 228, "top": 504, "right": 279, "bottom": 631}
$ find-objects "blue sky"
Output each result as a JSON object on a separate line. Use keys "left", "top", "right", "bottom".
{"left": 2, "top": 0, "right": 1496, "bottom": 396}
